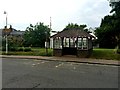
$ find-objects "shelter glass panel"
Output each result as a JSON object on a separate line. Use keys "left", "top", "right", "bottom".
{"left": 83, "top": 38, "right": 88, "bottom": 49}
{"left": 70, "top": 38, "right": 75, "bottom": 47}
{"left": 77, "top": 37, "right": 88, "bottom": 49}
{"left": 54, "top": 37, "right": 62, "bottom": 49}
{"left": 77, "top": 38, "right": 82, "bottom": 49}
{"left": 63, "top": 38, "right": 69, "bottom": 47}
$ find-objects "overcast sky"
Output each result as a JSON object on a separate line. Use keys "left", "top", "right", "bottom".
{"left": 0, "top": 0, "right": 111, "bottom": 31}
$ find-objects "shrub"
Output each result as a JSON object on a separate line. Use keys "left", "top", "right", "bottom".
{"left": 117, "top": 49, "right": 120, "bottom": 54}
{"left": 18, "top": 47, "right": 24, "bottom": 51}
{"left": 9, "top": 47, "right": 17, "bottom": 51}
{"left": 2, "top": 47, "right": 6, "bottom": 51}
{"left": 24, "top": 47, "right": 32, "bottom": 52}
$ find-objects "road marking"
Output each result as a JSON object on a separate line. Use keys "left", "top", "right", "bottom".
{"left": 73, "top": 67, "right": 76, "bottom": 69}
{"left": 37, "top": 63, "right": 40, "bottom": 64}
{"left": 41, "top": 61, "right": 46, "bottom": 64}
{"left": 32, "top": 64, "right": 36, "bottom": 66}
{"left": 34, "top": 60, "right": 42, "bottom": 62}
{"left": 55, "top": 66, "right": 58, "bottom": 68}
{"left": 55, "top": 63, "right": 64, "bottom": 68}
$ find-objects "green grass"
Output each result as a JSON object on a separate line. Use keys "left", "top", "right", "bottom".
{"left": 2, "top": 48, "right": 53, "bottom": 56}
{"left": 90, "top": 48, "right": 120, "bottom": 60}
{"left": 1, "top": 47, "right": 120, "bottom": 60}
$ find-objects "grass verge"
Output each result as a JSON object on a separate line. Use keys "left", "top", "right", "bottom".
{"left": 2, "top": 48, "right": 53, "bottom": 56}
{"left": 90, "top": 48, "right": 120, "bottom": 60}
{"left": 1, "top": 48, "right": 120, "bottom": 60}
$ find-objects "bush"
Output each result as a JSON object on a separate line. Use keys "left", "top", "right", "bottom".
{"left": 9, "top": 47, "right": 17, "bottom": 51}
{"left": 2, "top": 47, "right": 6, "bottom": 51}
{"left": 117, "top": 49, "right": 120, "bottom": 54}
{"left": 24, "top": 47, "right": 32, "bottom": 52}
{"left": 18, "top": 47, "right": 24, "bottom": 51}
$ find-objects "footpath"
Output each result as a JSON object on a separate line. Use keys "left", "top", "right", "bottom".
{"left": 1, "top": 55, "right": 120, "bottom": 66}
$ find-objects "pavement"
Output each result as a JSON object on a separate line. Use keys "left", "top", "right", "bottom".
{"left": 0, "top": 55, "right": 120, "bottom": 66}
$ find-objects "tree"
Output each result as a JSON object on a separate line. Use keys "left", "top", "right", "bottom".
{"left": 8, "top": 35, "right": 24, "bottom": 47}
{"left": 23, "top": 22, "right": 50, "bottom": 47}
{"left": 95, "top": 15, "right": 117, "bottom": 48}
{"left": 110, "top": 1, "right": 120, "bottom": 49}
{"left": 95, "top": 1, "right": 120, "bottom": 49}
{"left": 64, "top": 23, "right": 90, "bottom": 33}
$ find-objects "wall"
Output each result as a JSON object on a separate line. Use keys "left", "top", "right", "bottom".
{"left": 77, "top": 49, "right": 93, "bottom": 58}
{"left": 53, "top": 49, "right": 62, "bottom": 56}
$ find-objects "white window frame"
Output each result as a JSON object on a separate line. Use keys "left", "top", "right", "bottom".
{"left": 70, "top": 37, "right": 75, "bottom": 47}
{"left": 77, "top": 38, "right": 82, "bottom": 49}
{"left": 77, "top": 37, "right": 88, "bottom": 50}
{"left": 82, "top": 38, "right": 88, "bottom": 49}
{"left": 63, "top": 37, "right": 69, "bottom": 47}
{"left": 54, "top": 37, "right": 62, "bottom": 49}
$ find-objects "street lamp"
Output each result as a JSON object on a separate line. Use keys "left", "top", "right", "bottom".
{"left": 4, "top": 11, "right": 8, "bottom": 54}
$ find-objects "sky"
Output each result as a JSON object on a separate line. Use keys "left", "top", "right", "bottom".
{"left": 0, "top": 0, "right": 111, "bottom": 31}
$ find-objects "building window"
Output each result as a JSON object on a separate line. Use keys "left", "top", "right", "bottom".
{"left": 54, "top": 37, "right": 62, "bottom": 49}
{"left": 77, "top": 37, "right": 88, "bottom": 49}
{"left": 63, "top": 38, "right": 69, "bottom": 47}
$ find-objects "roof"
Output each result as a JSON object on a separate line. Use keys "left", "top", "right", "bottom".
{"left": 0, "top": 28, "right": 25, "bottom": 36}
{"left": 51, "top": 28, "right": 94, "bottom": 38}
{"left": 10, "top": 31, "right": 25, "bottom": 36}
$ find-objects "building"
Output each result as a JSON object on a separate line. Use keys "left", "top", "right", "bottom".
{"left": 50, "top": 28, "right": 95, "bottom": 58}
{"left": 1, "top": 26, "right": 25, "bottom": 37}
{"left": 0, "top": 26, "right": 25, "bottom": 47}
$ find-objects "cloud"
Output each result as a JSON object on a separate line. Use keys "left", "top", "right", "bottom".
{"left": 0, "top": 0, "right": 111, "bottom": 31}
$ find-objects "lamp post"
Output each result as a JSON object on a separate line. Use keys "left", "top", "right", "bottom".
{"left": 4, "top": 11, "right": 8, "bottom": 54}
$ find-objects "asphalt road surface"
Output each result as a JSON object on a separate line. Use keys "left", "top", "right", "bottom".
{"left": 2, "top": 58, "right": 119, "bottom": 88}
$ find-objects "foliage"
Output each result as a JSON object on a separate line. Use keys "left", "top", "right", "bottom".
{"left": 24, "top": 47, "right": 32, "bottom": 52}
{"left": 9, "top": 47, "right": 17, "bottom": 51}
{"left": 2, "top": 33, "right": 24, "bottom": 51}
{"left": 23, "top": 22, "right": 50, "bottom": 47}
{"left": 2, "top": 35, "right": 23, "bottom": 51}
{"left": 64, "top": 23, "right": 90, "bottom": 33}
{"left": 17, "top": 47, "right": 24, "bottom": 51}
{"left": 95, "top": 1, "right": 120, "bottom": 49}
{"left": 117, "top": 49, "right": 120, "bottom": 54}
{"left": 8, "top": 35, "right": 24, "bottom": 47}
{"left": 0, "top": 36, "right": 2, "bottom": 47}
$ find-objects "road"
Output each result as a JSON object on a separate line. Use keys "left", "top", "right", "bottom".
{"left": 2, "top": 58, "right": 119, "bottom": 88}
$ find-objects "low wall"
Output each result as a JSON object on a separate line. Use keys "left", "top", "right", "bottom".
{"left": 77, "top": 49, "right": 93, "bottom": 58}
{"left": 53, "top": 48, "right": 93, "bottom": 58}
{"left": 53, "top": 49, "right": 62, "bottom": 56}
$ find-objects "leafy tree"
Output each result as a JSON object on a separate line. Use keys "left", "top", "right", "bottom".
{"left": 64, "top": 23, "right": 90, "bottom": 33}
{"left": 95, "top": 1, "right": 120, "bottom": 49}
{"left": 110, "top": 1, "right": 120, "bottom": 49}
{"left": 23, "top": 22, "right": 50, "bottom": 47}
{"left": 1, "top": 27, "right": 24, "bottom": 51}
{"left": 95, "top": 15, "right": 117, "bottom": 48}
{"left": 8, "top": 35, "right": 24, "bottom": 47}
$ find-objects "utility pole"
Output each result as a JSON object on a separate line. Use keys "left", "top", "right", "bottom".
{"left": 46, "top": 17, "right": 52, "bottom": 55}
{"left": 50, "top": 17, "right": 52, "bottom": 31}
